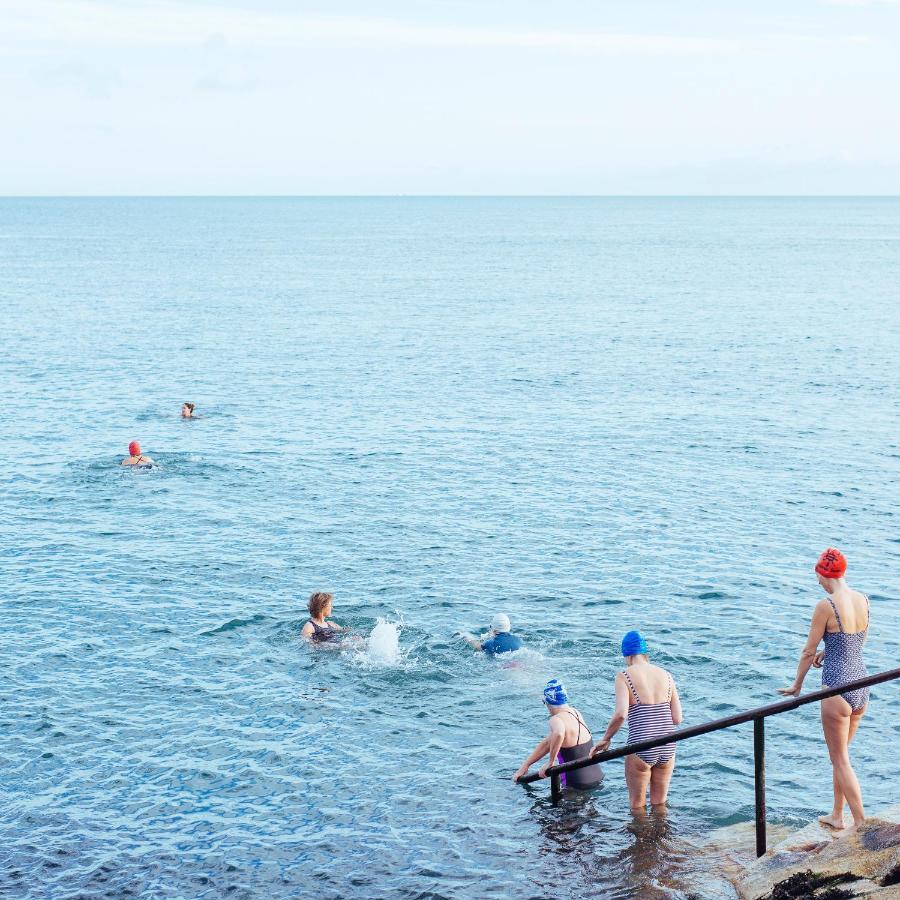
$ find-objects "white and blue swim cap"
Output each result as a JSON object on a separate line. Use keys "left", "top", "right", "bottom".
{"left": 543, "top": 679, "right": 569, "bottom": 706}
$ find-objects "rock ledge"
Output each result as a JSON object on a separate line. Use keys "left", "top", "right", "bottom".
{"left": 735, "top": 805, "right": 900, "bottom": 899}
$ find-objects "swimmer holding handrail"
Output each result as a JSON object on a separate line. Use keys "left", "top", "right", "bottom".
{"left": 590, "top": 631, "right": 682, "bottom": 811}
{"left": 513, "top": 679, "right": 603, "bottom": 788}
{"left": 778, "top": 548, "right": 871, "bottom": 830}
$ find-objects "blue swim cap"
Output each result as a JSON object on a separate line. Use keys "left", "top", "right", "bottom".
{"left": 621, "top": 630, "right": 648, "bottom": 657}
{"left": 543, "top": 679, "right": 569, "bottom": 706}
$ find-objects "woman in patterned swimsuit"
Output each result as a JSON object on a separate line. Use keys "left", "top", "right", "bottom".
{"left": 779, "top": 548, "right": 870, "bottom": 829}
{"left": 592, "top": 631, "right": 683, "bottom": 811}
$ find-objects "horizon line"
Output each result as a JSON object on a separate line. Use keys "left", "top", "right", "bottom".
{"left": 3, "top": 193, "right": 900, "bottom": 200}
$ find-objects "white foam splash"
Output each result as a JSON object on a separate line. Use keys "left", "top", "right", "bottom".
{"left": 365, "top": 618, "right": 401, "bottom": 666}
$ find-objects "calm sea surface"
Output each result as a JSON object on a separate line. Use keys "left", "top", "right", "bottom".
{"left": 1, "top": 197, "right": 898, "bottom": 899}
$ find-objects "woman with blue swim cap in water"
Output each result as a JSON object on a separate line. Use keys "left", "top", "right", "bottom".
{"left": 512, "top": 679, "right": 603, "bottom": 789}
{"left": 591, "top": 631, "right": 682, "bottom": 811}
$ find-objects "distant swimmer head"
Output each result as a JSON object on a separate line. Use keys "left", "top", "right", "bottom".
{"left": 181, "top": 402, "right": 195, "bottom": 418}
{"left": 128, "top": 440, "right": 141, "bottom": 457}
{"left": 815, "top": 547, "right": 847, "bottom": 584}
{"left": 543, "top": 678, "right": 569, "bottom": 707}
{"left": 308, "top": 591, "right": 334, "bottom": 621}
{"left": 621, "top": 630, "right": 648, "bottom": 658}
{"left": 491, "top": 613, "right": 511, "bottom": 634}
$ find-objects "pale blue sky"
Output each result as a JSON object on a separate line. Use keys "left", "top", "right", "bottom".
{"left": 3, "top": 0, "right": 900, "bottom": 194}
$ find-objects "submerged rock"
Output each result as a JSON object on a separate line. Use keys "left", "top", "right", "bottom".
{"left": 735, "top": 805, "right": 900, "bottom": 899}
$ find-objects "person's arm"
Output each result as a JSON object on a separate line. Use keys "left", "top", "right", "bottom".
{"left": 457, "top": 631, "right": 482, "bottom": 651}
{"left": 537, "top": 718, "right": 566, "bottom": 778}
{"left": 591, "top": 675, "right": 630, "bottom": 756}
{"left": 300, "top": 622, "right": 314, "bottom": 639}
{"left": 669, "top": 680, "right": 683, "bottom": 726}
{"left": 512, "top": 736, "right": 550, "bottom": 782}
{"left": 778, "top": 600, "right": 829, "bottom": 697}
{"left": 329, "top": 621, "right": 346, "bottom": 632}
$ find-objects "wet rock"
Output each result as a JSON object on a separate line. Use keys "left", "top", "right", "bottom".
{"left": 735, "top": 805, "right": 900, "bottom": 899}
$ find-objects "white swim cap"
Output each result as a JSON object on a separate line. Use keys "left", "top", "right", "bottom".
{"left": 491, "top": 613, "right": 511, "bottom": 633}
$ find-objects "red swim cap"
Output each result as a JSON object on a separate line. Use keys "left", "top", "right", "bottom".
{"left": 815, "top": 547, "right": 847, "bottom": 579}
{"left": 128, "top": 440, "right": 141, "bottom": 457}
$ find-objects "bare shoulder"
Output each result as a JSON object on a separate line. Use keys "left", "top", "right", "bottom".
{"left": 548, "top": 715, "right": 566, "bottom": 733}
{"left": 300, "top": 621, "right": 313, "bottom": 635}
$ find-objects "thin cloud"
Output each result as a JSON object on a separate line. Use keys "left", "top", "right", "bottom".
{"left": 0, "top": 0, "right": 818, "bottom": 55}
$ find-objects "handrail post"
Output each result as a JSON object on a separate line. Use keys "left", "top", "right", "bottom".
{"left": 550, "top": 771, "right": 562, "bottom": 804}
{"left": 754, "top": 717, "right": 766, "bottom": 857}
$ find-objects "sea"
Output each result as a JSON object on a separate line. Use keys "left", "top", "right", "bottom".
{"left": 1, "top": 197, "right": 898, "bottom": 899}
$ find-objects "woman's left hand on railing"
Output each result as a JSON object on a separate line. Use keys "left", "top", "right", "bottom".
{"left": 777, "top": 684, "right": 801, "bottom": 697}
{"left": 591, "top": 738, "right": 611, "bottom": 757}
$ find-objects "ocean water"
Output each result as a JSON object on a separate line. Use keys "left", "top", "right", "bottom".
{"left": 0, "top": 197, "right": 898, "bottom": 899}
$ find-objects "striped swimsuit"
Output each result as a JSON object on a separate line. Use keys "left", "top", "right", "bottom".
{"left": 821, "top": 595, "right": 869, "bottom": 712}
{"left": 623, "top": 669, "right": 677, "bottom": 767}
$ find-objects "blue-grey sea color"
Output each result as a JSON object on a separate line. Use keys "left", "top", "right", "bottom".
{"left": 1, "top": 197, "right": 898, "bottom": 899}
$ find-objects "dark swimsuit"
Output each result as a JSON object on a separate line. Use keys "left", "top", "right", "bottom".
{"left": 555, "top": 709, "right": 604, "bottom": 790}
{"left": 307, "top": 620, "right": 340, "bottom": 643}
{"left": 821, "top": 595, "right": 870, "bottom": 711}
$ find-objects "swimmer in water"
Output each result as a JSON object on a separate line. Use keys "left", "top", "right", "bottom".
{"left": 512, "top": 679, "right": 604, "bottom": 788}
{"left": 458, "top": 613, "right": 522, "bottom": 655}
{"left": 301, "top": 592, "right": 346, "bottom": 643}
{"left": 591, "top": 631, "right": 682, "bottom": 811}
{"left": 181, "top": 402, "right": 195, "bottom": 418}
{"left": 121, "top": 440, "right": 155, "bottom": 467}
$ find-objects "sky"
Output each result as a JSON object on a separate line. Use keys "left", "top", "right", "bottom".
{"left": 2, "top": 0, "right": 900, "bottom": 195}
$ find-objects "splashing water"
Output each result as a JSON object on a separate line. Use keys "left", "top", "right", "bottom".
{"left": 365, "top": 619, "right": 401, "bottom": 666}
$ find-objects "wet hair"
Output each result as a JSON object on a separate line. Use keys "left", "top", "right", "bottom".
{"left": 183, "top": 402, "right": 195, "bottom": 412}
{"left": 308, "top": 592, "right": 333, "bottom": 619}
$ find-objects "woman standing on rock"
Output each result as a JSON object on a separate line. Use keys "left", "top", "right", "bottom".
{"left": 779, "top": 548, "right": 870, "bottom": 829}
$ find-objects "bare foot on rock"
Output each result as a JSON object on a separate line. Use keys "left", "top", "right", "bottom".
{"left": 818, "top": 814, "right": 845, "bottom": 830}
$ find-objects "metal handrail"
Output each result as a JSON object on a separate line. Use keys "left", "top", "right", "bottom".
{"left": 517, "top": 666, "right": 900, "bottom": 857}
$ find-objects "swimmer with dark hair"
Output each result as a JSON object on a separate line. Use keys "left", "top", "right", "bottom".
{"left": 301, "top": 592, "right": 346, "bottom": 643}
{"left": 181, "top": 402, "right": 196, "bottom": 418}
{"left": 121, "top": 440, "right": 154, "bottom": 467}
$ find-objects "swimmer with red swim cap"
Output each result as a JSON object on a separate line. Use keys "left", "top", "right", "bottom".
{"left": 778, "top": 547, "right": 873, "bottom": 829}
{"left": 121, "top": 440, "right": 155, "bottom": 467}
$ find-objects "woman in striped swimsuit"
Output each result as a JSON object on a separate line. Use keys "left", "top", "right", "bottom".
{"left": 779, "top": 548, "right": 870, "bottom": 829}
{"left": 592, "top": 631, "right": 682, "bottom": 811}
